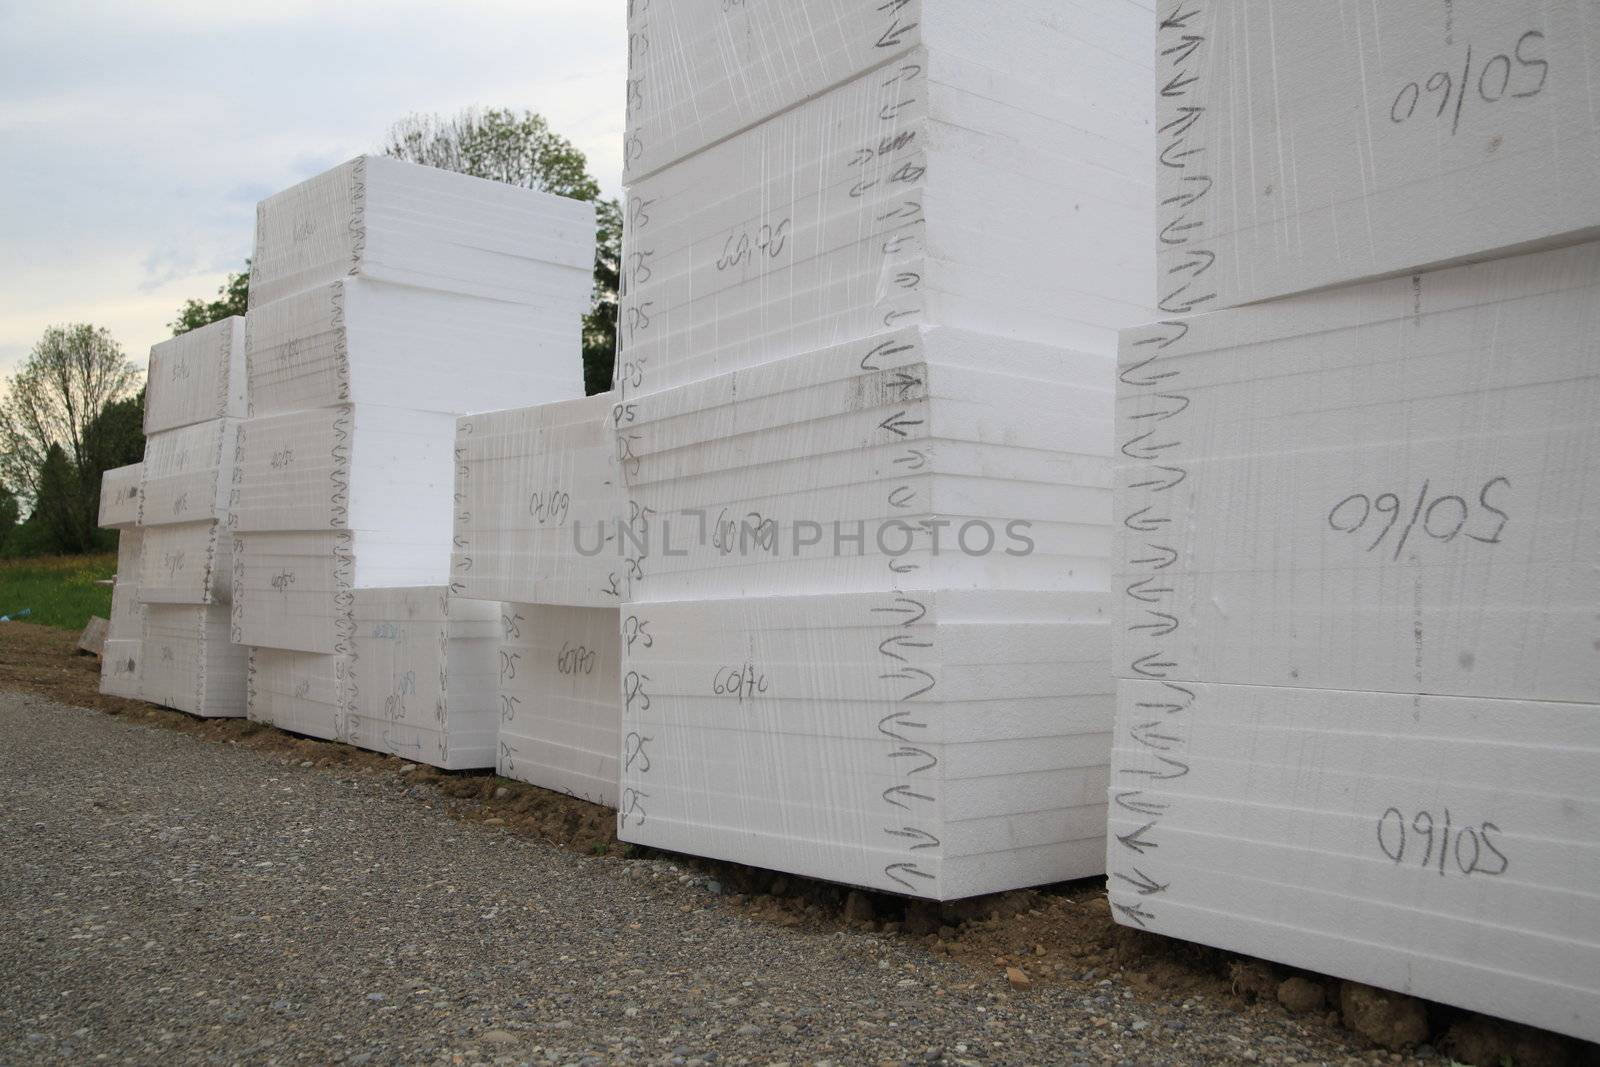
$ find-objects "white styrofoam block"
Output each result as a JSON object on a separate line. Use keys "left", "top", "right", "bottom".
{"left": 113, "top": 527, "right": 143, "bottom": 590}
{"left": 97, "top": 463, "right": 142, "bottom": 530}
{"left": 144, "top": 317, "right": 247, "bottom": 434}
{"left": 231, "top": 405, "right": 457, "bottom": 538}
{"left": 244, "top": 590, "right": 500, "bottom": 767}
{"left": 246, "top": 647, "right": 349, "bottom": 742}
{"left": 497, "top": 604, "right": 621, "bottom": 807}
{"left": 342, "top": 588, "right": 501, "bottom": 770}
{"left": 1154, "top": 0, "right": 1600, "bottom": 312}
{"left": 230, "top": 530, "right": 352, "bottom": 655}
{"left": 248, "top": 155, "right": 595, "bottom": 310}
{"left": 619, "top": 589, "right": 1111, "bottom": 900}
{"left": 617, "top": 45, "right": 1154, "bottom": 397}
{"left": 244, "top": 277, "right": 585, "bottom": 418}
{"left": 109, "top": 578, "right": 144, "bottom": 640}
{"left": 451, "top": 393, "right": 627, "bottom": 608}
{"left": 138, "top": 419, "right": 237, "bottom": 527}
{"left": 140, "top": 604, "right": 248, "bottom": 718}
{"left": 99, "top": 639, "right": 142, "bottom": 700}
{"left": 1115, "top": 241, "right": 1600, "bottom": 703}
{"left": 231, "top": 530, "right": 453, "bottom": 654}
{"left": 138, "top": 521, "right": 230, "bottom": 605}
{"left": 1106, "top": 679, "right": 1599, "bottom": 1044}
{"left": 625, "top": 0, "right": 1155, "bottom": 182}
{"left": 617, "top": 333, "right": 1113, "bottom": 600}
{"left": 102, "top": 530, "right": 144, "bottom": 698}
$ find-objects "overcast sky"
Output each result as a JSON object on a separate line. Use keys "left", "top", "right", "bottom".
{"left": 0, "top": 0, "right": 625, "bottom": 383}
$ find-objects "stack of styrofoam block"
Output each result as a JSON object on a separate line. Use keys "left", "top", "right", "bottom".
{"left": 452, "top": 393, "right": 626, "bottom": 607}
{"left": 231, "top": 155, "right": 594, "bottom": 767}
{"left": 99, "top": 462, "right": 145, "bottom": 530}
{"left": 494, "top": 602, "right": 622, "bottom": 808}
{"left": 246, "top": 647, "right": 349, "bottom": 741}
{"left": 623, "top": 590, "right": 1111, "bottom": 897}
{"left": 617, "top": 4, "right": 1153, "bottom": 394}
{"left": 244, "top": 154, "right": 595, "bottom": 311}
{"left": 450, "top": 392, "right": 626, "bottom": 802}
{"left": 230, "top": 404, "right": 460, "bottom": 651}
{"left": 1108, "top": 2, "right": 1600, "bottom": 1043}
{"left": 140, "top": 602, "right": 248, "bottom": 717}
{"left": 613, "top": 0, "right": 1156, "bottom": 899}
{"left": 97, "top": 463, "right": 145, "bottom": 699}
{"left": 619, "top": 331, "right": 1115, "bottom": 599}
{"left": 341, "top": 588, "right": 502, "bottom": 769}
{"left": 131, "top": 318, "right": 250, "bottom": 717}
{"left": 139, "top": 416, "right": 237, "bottom": 603}
{"left": 245, "top": 589, "right": 510, "bottom": 766}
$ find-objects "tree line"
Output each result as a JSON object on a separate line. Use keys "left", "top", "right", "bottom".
{"left": 0, "top": 109, "right": 620, "bottom": 558}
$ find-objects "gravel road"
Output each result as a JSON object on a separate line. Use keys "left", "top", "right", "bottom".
{"left": 0, "top": 689, "right": 1419, "bottom": 1066}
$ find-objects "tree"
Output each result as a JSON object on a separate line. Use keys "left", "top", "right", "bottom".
{"left": 5, "top": 395, "right": 141, "bottom": 558}
{"left": 0, "top": 483, "right": 18, "bottom": 554}
{"left": 31, "top": 444, "right": 89, "bottom": 553}
{"left": 586, "top": 198, "right": 622, "bottom": 396}
{"left": 384, "top": 108, "right": 620, "bottom": 394}
{"left": 0, "top": 324, "right": 142, "bottom": 552}
{"left": 384, "top": 108, "right": 600, "bottom": 200}
{"left": 171, "top": 263, "right": 250, "bottom": 335}
{"left": 85, "top": 390, "right": 145, "bottom": 473}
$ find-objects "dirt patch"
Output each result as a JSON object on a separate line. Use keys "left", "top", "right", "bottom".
{"left": 1, "top": 619, "right": 141, "bottom": 715}
{"left": 4, "top": 619, "right": 1595, "bottom": 1064}
{"left": 1443, "top": 1013, "right": 1590, "bottom": 1067}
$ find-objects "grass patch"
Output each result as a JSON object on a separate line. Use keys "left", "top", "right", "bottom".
{"left": 0, "top": 553, "right": 118, "bottom": 631}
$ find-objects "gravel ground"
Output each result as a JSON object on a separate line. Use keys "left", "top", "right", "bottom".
{"left": 0, "top": 689, "right": 1430, "bottom": 1066}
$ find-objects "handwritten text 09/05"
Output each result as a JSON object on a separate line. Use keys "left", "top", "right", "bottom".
{"left": 1328, "top": 477, "right": 1509, "bottom": 560}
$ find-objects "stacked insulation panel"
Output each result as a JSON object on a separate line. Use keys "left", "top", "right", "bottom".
{"left": 247, "top": 647, "right": 348, "bottom": 742}
{"left": 249, "top": 588, "right": 503, "bottom": 769}
{"left": 134, "top": 318, "right": 249, "bottom": 717}
{"left": 231, "top": 155, "right": 595, "bottom": 766}
{"left": 614, "top": 0, "right": 1157, "bottom": 899}
{"left": 97, "top": 463, "right": 145, "bottom": 699}
{"left": 452, "top": 393, "right": 626, "bottom": 607}
{"left": 140, "top": 603, "right": 247, "bottom": 718}
{"left": 1108, "top": 1, "right": 1600, "bottom": 1043}
{"left": 451, "top": 393, "right": 625, "bottom": 801}
{"left": 494, "top": 602, "right": 622, "bottom": 808}
{"left": 617, "top": 11, "right": 1152, "bottom": 393}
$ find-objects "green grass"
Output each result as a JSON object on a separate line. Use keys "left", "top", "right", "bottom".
{"left": 0, "top": 553, "right": 118, "bottom": 630}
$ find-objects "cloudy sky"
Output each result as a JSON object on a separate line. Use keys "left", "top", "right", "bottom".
{"left": 0, "top": 0, "right": 625, "bottom": 383}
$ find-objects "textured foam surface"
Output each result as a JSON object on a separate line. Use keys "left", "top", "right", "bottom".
{"left": 619, "top": 589, "right": 1111, "bottom": 900}
{"left": 1152, "top": 0, "right": 1600, "bottom": 312}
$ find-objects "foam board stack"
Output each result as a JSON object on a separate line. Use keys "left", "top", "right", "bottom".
{"left": 622, "top": 590, "right": 1112, "bottom": 898}
{"left": 495, "top": 603, "right": 622, "bottom": 808}
{"left": 618, "top": 330, "right": 1116, "bottom": 599}
{"left": 97, "top": 463, "right": 145, "bottom": 699}
{"left": 231, "top": 155, "right": 595, "bottom": 767}
{"left": 139, "top": 418, "right": 238, "bottom": 603}
{"left": 244, "top": 590, "right": 528, "bottom": 768}
{"left": 618, "top": 2, "right": 1153, "bottom": 393}
{"left": 1148, "top": 2, "right": 1600, "bottom": 314}
{"left": 1107, "top": 2, "right": 1600, "bottom": 1042}
{"left": 341, "top": 588, "right": 502, "bottom": 769}
{"left": 140, "top": 603, "right": 248, "bottom": 718}
{"left": 452, "top": 393, "right": 626, "bottom": 607}
{"left": 98, "top": 461, "right": 144, "bottom": 529}
{"left": 613, "top": 0, "right": 1158, "bottom": 898}
{"left": 246, "top": 646, "right": 349, "bottom": 742}
{"left": 450, "top": 393, "right": 626, "bottom": 800}
{"left": 117, "top": 317, "right": 251, "bottom": 717}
